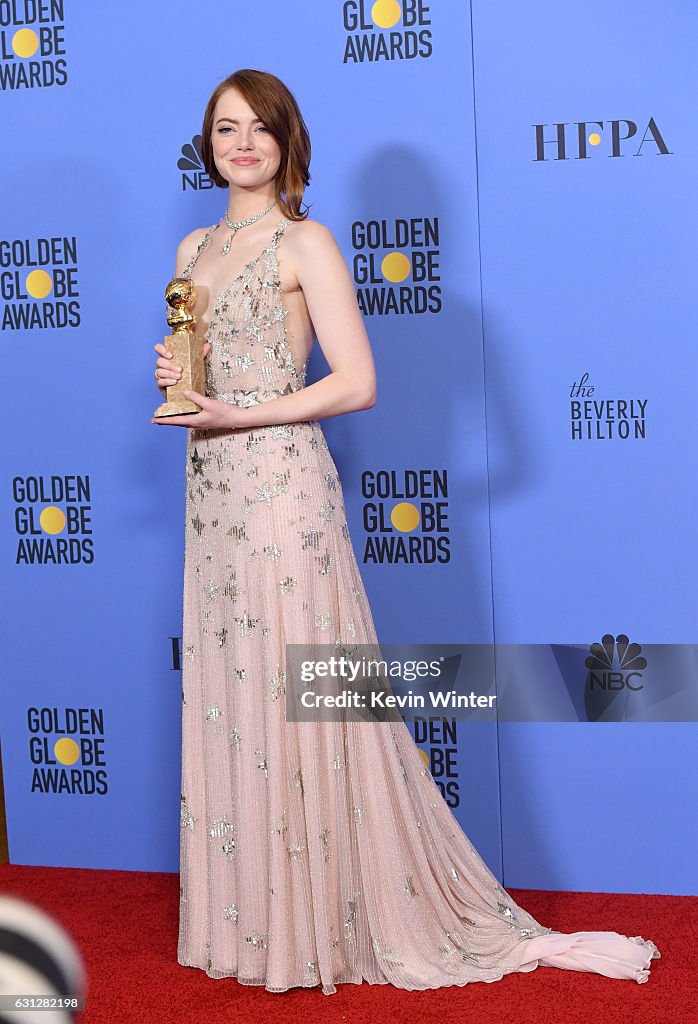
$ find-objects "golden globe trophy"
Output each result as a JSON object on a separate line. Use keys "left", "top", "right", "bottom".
{"left": 153, "top": 278, "right": 206, "bottom": 418}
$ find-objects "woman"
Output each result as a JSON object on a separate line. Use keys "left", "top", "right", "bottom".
{"left": 151, "top": 69, "right": 660, "bottom": 995}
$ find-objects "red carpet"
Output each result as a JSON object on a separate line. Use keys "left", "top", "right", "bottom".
{"left": 0, "top": 863, "right": 691, "bottom": 1024}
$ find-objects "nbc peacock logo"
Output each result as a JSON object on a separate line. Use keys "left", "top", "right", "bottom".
{"left": 0, "top": 0, "right": 68, "bottom": 90}
{"left": 584, "top": 633, "right": 647, "bottom": 722}
{"left": 351, "top": 216, "right": 442, "bottom": 316}
{"left": 341, "top": 0, "right": 433, "bottom": 63}
{"left": 178, "top": 135, "right": 214, "bottom": 192}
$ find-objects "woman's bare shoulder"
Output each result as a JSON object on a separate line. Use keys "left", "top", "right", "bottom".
{"left": 174, "top": 225, "right": 216, "bottom": 275}
{"left": 177, "top": 225, "right": 215, "bottom": 257}
{"left": 286, "top": 216, "right": 335, "bottom": 242}
{"left": 284, "top": 217, "right": 342, "bottom": 261}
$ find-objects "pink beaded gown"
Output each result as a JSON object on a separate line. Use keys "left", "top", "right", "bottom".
{"left": 176, "top": 217, "right": 660, "bottom": 995}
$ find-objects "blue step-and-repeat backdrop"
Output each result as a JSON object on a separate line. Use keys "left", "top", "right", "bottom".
{"left": 1, "top": 1, "right": 696, "bottom": 896}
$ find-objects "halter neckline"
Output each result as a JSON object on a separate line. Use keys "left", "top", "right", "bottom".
{"left": 183, "top": 217, "right": 289, "bottom": 283}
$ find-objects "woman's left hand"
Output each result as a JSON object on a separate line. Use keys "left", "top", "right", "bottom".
{"left": 151, "top": 391, "right": 241, "bottom": 430}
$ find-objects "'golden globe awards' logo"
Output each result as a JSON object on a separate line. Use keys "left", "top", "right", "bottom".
{"left": 570, "top": 372, "right": 647, "bottom": 440}
{"left": 533, "top": 118, "right": 671, "bottom": 161}
{"left": 178, "top": 135, "right": 213, "bottom": 192}
{"left": 1, "top": 236, "right": 80, "bottom": 329}
{"left": 28, "top": 707, "right": 107, "bottom": 794}
{"left": 342, "top": 0, "right": 433, "bottom": 63}
{"left": 361, "top": 468, "right": 449, "bottom": 563}
{"left": 412, "top": 717, "right": 459, "bottom": 807}
{"left": 352, "top": 218, "right": 441, "bottom": 315}
{"left": 13, "top": 475, "right": 94, "bottom": 564}
{"left": 0, "top": 0, "right": 67, "bottom": 90}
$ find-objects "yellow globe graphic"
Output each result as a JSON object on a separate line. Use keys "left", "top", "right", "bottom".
{"left": 372, "top": 0, "right": 401, "bottom": 29}
{"left": 40, "top": 506, "right": 66, "bottom": 535}
{"left": 25, "top": 269, "right": 53, "bottom": 299}
{"left": 588, "top": 133, "right": 602, "bottom": 146}
{"left": 418, "top": 747, "right": 429, "bottom": 768}
{"left": 55, "top": 738, "right": 80, "bottom": 766}
{"left": 391, "top": 502, "right": 420, "bottom": 533}
{"left": 381, "top": 252, "right": 411, "bottom": 283}
{"left": 12, "top": 28, "right": 39, "bottom": 58}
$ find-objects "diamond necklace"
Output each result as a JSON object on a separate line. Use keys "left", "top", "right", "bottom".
{"left": 220, "top": 201, "right": 276, "bottom": 255}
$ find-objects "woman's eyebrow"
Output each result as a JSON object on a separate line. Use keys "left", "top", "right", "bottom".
{"left": 215, "top": 116, "right": 264, "bottom": 125}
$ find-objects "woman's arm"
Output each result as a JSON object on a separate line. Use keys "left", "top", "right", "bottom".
{"left": 231, "top": 220, "right": 376, "bottom": 427}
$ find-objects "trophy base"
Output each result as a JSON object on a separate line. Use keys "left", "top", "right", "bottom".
{"left": 152, "top": 327, "right": 206, "bottom": 419}
{"left": 153, "top": 398, "right": 202, "bottom": 418}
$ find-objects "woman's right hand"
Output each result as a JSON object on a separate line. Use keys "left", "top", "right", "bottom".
{"left": 154, "top": 341, "right": 212, "bottom": 394}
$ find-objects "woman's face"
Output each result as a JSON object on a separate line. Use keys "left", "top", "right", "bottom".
{"left": 210, "top": 87, "right": 282, "bottom": 190}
